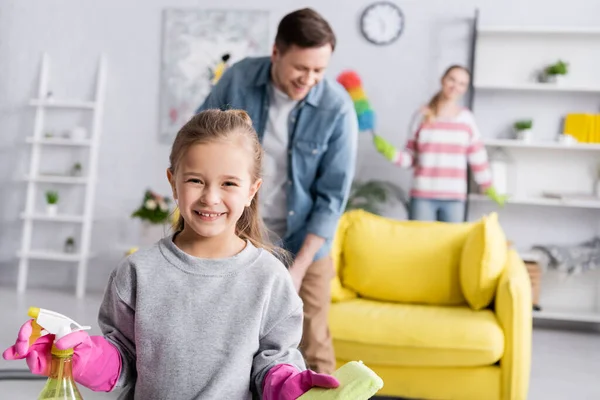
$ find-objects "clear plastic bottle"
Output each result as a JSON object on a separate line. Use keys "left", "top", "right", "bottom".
{"left": 37, "top": 346, "right": 83, "bottom": 400}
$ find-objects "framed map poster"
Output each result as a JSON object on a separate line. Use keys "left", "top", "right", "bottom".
{"left": 159, "top": 9, "right": 270, "bottom": 142}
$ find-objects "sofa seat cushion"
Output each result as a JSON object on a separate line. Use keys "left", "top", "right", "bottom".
{"left": 330, "top": 299, "right": 504, "bottom": 367}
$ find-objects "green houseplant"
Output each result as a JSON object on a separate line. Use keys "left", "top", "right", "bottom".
{"left": 345, "top": 180, "right": 407, "bottom": 216}
{"left": 45, "top": 190, "right": 59, "bottom": 216}
{"left": 540, "top": 60, "right": 568, "bottom": 84}
{"left": 71, "top": 162, "right": 82, "bottom": 176}
{"left": 513, "top": 119, "right": 533, "bottom": 141}
{"left": 64, "top": 237, "right": 76, "bottom": 253}
{"left": 131, "top": 190, "right": 172, "bottom": 224}
{"left": 132, "top": 190, "right": 172, "bottom": 246}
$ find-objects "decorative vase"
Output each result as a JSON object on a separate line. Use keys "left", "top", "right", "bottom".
{"left": 64, "top": 241, "right": 75, "bottom": 253}
{"left": 139, "top": 221, "right": 168, "bottom": 246}
{"left": 515, "top": 129, "right": 532, "bottom": 142}
{"left": 46, "top": 204, "right": 58, "bottom": 216}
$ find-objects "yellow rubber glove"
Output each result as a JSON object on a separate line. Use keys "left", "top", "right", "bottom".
{"left": 372, "top": 135, "right": 397, "bottom": 162}
{"left": 485, "top": 187, "right": 508, "bottom": 207}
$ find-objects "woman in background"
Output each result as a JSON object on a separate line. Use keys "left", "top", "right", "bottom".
{"left": 373, "top": 65, "right": 505, "bottom": 222}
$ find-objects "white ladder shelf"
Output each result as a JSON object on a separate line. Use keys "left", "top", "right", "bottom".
{"left": 17, "top": 53, "right": 107, "bottom": 298}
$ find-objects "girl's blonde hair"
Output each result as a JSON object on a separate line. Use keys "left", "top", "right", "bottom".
{"left": 169, "top": 109, "right": 285, "bottom": 260}
{"left": 424, "top": 65, "right": 471, "bottom": 123}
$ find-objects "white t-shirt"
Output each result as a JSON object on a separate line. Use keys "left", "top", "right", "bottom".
{"left": 259, "top": 84, "right": 298, "bottom": 240}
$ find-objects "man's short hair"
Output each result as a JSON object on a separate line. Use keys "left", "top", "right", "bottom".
{"left": 275, "top": 8, "right": 336, "bottom": 53}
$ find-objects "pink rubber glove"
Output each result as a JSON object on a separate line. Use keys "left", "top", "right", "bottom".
{"left": 2, "top": 320, "right": 54, "bottom": 375}
{"left": 263, "top": 364, "right": 339, "bottom": 400}
{"left": 3, "top": 319, "right": 122, "bottom": 392}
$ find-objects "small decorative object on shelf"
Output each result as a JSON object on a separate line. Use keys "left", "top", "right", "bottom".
{"left": 596, "top": 165, "right": 600, "bottom": 198}
{"left": 513, "top": 119, "right": 533, "bottom": 142}
{"left": 71, "top": 162, "right": 82, "bottom": 176}
{"left": 132, "top": 190, "right": 172, "bottom": 246}
{"left": 557, "top": 133, "right": 577, "bottom": 145}
{"left": 64, "top": 237, "right": 76, "bottom": 253}
{"left": 525, "top": 260, "right": 543, "bottom": 311}
{"left": 563, "top": 113, "right": 600, "bottom": 144}
{"left": 45, "top": 190, "right": 59, "bottom": 216}
{"left": 488, "top": 149, "right": 510, "bottom": 195}
{"left": 46, "top": 90, "right": 54, "bottom": 102}
{"left": 69, "top": 126, "right": 87, "bottom": 141}
{"left": 44, "top": 131, "right": 54, "bottom": 138}
{"left": 538, "top": 59, "right": 568, "bottom": 84}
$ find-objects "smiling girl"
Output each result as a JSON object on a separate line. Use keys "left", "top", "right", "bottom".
{"left": 373, "top": 65, "right": 506, "bottom": 222}
{"left": 3, "top": 109, "right": 339, "bottom": 399}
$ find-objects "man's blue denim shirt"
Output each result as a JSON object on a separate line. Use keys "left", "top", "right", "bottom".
{"left": 196, "top": 57, "right": 358, "bottom": 261}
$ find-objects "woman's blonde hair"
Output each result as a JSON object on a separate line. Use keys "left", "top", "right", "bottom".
{"left": 424, "top": 65, "right": 471, "bottom": 123}
{"left": 168, "top": 109, "right": 286, "bottom": 260}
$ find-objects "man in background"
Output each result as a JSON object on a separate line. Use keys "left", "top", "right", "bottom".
{"left": 196, "top": 8, "right": 358, "bottom": 374}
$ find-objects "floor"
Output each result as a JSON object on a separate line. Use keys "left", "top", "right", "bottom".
{"left": 1, "top": 288, "right": 599, "bottom": 400}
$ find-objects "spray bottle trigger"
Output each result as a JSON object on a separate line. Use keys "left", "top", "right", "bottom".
{"left": 55, "top": 324, "right": 92, "bottom": 341}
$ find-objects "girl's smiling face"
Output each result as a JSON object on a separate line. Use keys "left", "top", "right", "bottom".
{"left": 168, "top": 139, "right": 261, "bottom": 241}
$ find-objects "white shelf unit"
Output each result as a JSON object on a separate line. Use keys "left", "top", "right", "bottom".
{"left": 477, "top": 26, "right": 600, "bottom": 36}
{"left": 469, "top": 22, "right": 600, "bottom": 324}
{"left": 474, "top": 82, "right": 600, "bottom": 93}
{"left": 533, "top": 309, "right": 600, "bottom": 324}
{"left": 24, "top": 174, "right": 89, "bottom": 185}
{"left": 18, "top": 251, "right": 85, "bottom": 263}
{"left": 25, "top": 137, "right": 92, "bottom": 147}
{"left": 483, "top": 138, "right": 600, "bottom": 151}
{"left": 17, "top": 53, "right": 107, "bottom": 298}
{"left": 20, "top": 212, "right": 85, "bottom": 223}
{"left": 28, "top": 99, "right": 96, "bottom": 109}
{"left": 469, "top": 194, "right": 600, "bottom": 209}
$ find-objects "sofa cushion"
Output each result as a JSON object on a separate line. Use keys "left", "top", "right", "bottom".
{"left": 460, "top": 212, "right": 507, "bottom": 310}
{"left": 330, "top": 299, "right": 504, "bottom": 367}
{"left": 340, "top": 210, "right": 474, "bottom": 305}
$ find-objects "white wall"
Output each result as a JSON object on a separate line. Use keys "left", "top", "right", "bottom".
{"left": 1, "top": 0, "right": 599, "bottom": 293}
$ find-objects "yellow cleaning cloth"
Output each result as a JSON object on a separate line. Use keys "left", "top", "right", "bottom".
{"left": 298, "top": 361, "right": 384, "bottom": 400}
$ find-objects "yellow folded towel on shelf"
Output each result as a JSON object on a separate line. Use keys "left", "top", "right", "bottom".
{"left": 563, "top": 113, "right": 600, "bottom": 143}
{"left": 298, "top": 361, "right": 384, "bottom": 400}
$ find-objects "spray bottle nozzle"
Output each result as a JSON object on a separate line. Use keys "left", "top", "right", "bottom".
{"left": 27, "top": 306, "right": 91, "bottom": 356}
{"left": 28, "top": 306, "right": 40, "bottom": 319}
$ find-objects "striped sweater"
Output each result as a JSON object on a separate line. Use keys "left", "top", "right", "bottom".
{"left": 393, "top": 109, "right": 492, "bottom": 200}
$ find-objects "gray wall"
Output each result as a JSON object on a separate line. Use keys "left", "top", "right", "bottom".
{"left": 1, "top": 0, "right": 599, "bottom": 293}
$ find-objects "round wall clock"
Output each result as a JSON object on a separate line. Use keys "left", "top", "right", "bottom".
{"left": 360, "top": 1, "right": 405, "bottom": 46}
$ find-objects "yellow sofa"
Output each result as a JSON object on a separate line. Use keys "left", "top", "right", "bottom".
{"left": 329, "top": 210, "right": 532, "bottom": 400}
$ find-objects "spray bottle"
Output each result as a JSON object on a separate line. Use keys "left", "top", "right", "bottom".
{"left": 27, "top": 307, "right": 91, "bottom": 400}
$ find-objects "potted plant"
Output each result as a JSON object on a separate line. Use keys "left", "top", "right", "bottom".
{"left": 513, "top": 119, "right": 533, "bottom": 142}
{"left": 64, "top": 237, "right": 76, "bottom": 253}
{"left": 45, "top": 191, "right": 59, "bottom": 216}
{"left": 131, "top": 190, "right": 172, "bottom": 245}
{"left": 71, "top": 162, "right": 82, "bottom": 176}
{"left": 345, "top": 180, "right": 408, "bottom": 216}
{"left": 539, "top": 60, "right": 568, "bottom": 84}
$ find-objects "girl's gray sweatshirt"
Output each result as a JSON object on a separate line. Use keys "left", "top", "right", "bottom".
{"left": 97, "top": 235, "right": 306, "bottom": 399}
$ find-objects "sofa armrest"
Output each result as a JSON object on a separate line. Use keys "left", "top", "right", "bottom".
{"left": 495, "top": 249, "right": 532, "bottom": 400}
{"left": 330, "top": 212, "right": 358, "bottom": 302}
